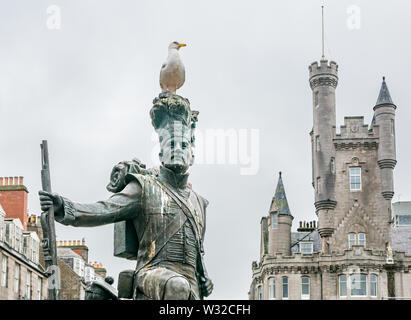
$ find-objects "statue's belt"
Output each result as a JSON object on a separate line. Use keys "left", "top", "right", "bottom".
{"left": 136, "top": 179, "right": 204, "bottom": 276}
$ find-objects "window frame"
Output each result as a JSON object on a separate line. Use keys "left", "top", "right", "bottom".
{"left": 370, "top": 274, "right": 378, "bottom": 297}
{"left": 272, "top": 213, "right": 278, "bottom": 229}
{"left": 282, "top": 276, "right": 289, "bottom": 300}
{"left": 349, "top": 167, "right": 362, "bottom": 191}
{"left": 350, "top": 274, "right": 367, "bottom": 297}
{"left": 14, "top": 263, "right": 20, "bottom": 294}
{"left": 314, "top": 91, "right": 320, "bottom": 108}
{"left": 256, "top": 285, "right": 263, "bottom": 300}
{"left": 348, "top": 233, "right": 356, "bottom": 249}
{"left": 339, "top": 274, "right": 347, "bottom": 298}
{"left": 1, "top": 256, "right": 7, "bottom": 287}
{"left": 26, "top": 271, "right": 32, "bottom": 300}
{"left": 301, "top": 276, "right": 310, "bottom": 300}
{"left": 268, "top": 277, "right": 276, "bottom": 299}
{"left": 358, "top": 233, "right": 366, "bottom": 246}
{"left": 300, "top": 242, "right": 314, "bottom": 255}
{"left": 37, "top": 278, "right": 42, "bottom": 300}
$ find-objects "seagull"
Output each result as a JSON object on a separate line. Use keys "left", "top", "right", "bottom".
{"left": 160, "top": 41, "right": 186, "bottom": 93}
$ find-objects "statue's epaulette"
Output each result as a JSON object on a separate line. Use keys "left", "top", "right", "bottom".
{"left": 106, "top": 158, "right": 159, "bottom": 193}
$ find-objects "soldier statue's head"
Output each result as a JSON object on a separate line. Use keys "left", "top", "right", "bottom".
{"left": 150, "top": 93, "right": 199, "bottom": 174}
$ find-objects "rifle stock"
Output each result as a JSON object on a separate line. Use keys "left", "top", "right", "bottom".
{"left": 40, "top": 140, "right": 60, "bottom": 300}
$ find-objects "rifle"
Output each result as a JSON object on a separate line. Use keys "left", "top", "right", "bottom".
{"left": 40, "top": 140, "right": 60, "bottom": 300}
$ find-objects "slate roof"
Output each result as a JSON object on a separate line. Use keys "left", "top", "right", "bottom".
{"left": 392, "top": 227, "right": 411, "bottom": 255}
{"left": 269, "top": 172, "right": 292, "bottom": 217}
{"left": 375, "top": 77, "right": 395, "bottom": 107}
{"left": 291, "top": 230, "right": 321, "bottom": 253}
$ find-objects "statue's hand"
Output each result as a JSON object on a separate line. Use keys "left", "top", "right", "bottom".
{"left": 200, "top": 277, "right": 214, "bottom": 298}
{"left": 38, "top": 191, "right": 63, "bottom": 214}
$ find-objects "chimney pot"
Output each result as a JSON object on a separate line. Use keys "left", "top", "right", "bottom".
{"left": 9, "top": 177, "right": 13, "bottom": 185}
{"left": 299, "top": 221, "right": 302, "bottom": 228}
{"left": 0, "top": 177, "right": 3, "bottom": 186}
{"left": 14, "top": 177, "right": 18, "bottom": 185}
{"left": 5, "top": 177, "right": 8, "bottom": 185}
{"left": 19, "top": 176, "right": 23, "bottom": 185}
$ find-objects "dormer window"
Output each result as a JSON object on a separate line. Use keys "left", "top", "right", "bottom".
{"left": 300, "top": 242, "right": 313, "bottom": 255}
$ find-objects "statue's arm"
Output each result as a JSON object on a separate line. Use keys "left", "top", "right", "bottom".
{"left": 50, "top": 180, "right": 143, "bottom": 227}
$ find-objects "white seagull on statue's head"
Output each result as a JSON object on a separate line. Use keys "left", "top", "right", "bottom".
{"left": 160, "top": 41, "right": 186, "bottom": 93}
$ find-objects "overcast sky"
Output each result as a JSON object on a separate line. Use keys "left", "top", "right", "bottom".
{"left": 0, "top": 0, "right": 410, "bottom": 299}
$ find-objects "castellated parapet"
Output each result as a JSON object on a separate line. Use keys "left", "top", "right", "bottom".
{"left": 309, "top": 60, "right": 338, "bottom": 89}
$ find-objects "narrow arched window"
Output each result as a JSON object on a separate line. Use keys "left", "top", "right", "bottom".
{"left": 268, "top": 278, "right": 276, "bottom": 299}
{"left": 370, "top": 274, "right": 377, "bottom": 297}
{"left": 282, "top": 276, "right": 288, "bottom": 299}
{"left": 339, "top": 274, "right": 347, "bottom": 297}
{"left": 272, "top": 213, "right": 278, "bottom": 229}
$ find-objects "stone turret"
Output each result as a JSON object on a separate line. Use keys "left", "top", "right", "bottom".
{"left": 268, "top": 172, "right": 293, "bottom": 256}
{"left": 373, "top": 77, "right": 397, "bottom": 200}
{"left": 309, "top": 60, "right": 338, "bottom": 253}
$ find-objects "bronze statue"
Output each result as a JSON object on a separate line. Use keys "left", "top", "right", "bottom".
{"left": 39, "top": 92, "right": 213, "bottom": 300}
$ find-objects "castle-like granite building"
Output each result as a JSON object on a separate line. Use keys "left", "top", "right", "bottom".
{"left": 249, "top": 58, "right": 411, "bottom": 300}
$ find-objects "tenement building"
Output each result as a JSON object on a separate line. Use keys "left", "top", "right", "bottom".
{"left": 0, "top": 176, "right": 110, "bottom": 300}
{"left": 0, "top": 177, "right": 48, "bottom": 300}
{"left": 56, "top": 239, "right": 109, "bottom": 300}
{"left": 249, "top": 58, "right": 411, "bottom": 300}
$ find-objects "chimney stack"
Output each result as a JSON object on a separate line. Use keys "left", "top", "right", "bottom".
{"left": 0, "top": 176, "right": 29, "bottom": 230}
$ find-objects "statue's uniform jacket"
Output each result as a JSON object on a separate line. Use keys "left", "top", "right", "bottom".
{"left": 55, "top": 166, "right": 208, "bottom": 299}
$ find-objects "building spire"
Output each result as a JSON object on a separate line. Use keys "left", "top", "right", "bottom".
{"left": 269, "top": 172, "right": 292, "bottom": 217}
{"left": 375, "top": 76, "right": 395, "bottom": 107}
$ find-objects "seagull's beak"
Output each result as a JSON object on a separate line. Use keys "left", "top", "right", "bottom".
{"left": 178, "top": 43, "right": 187, "bottom": 47}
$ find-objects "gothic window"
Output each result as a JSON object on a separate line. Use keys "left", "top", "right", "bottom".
{"left": 370, "top": 274, "right": 377, "bottom": 297}
{"left": 358, "top": 233, "right": 366, "bottom": 246}
{"left": 316, "top": 136, "right": 320, "bottom": 151}
{"left": 300, "top": 242, "right": 313, "bottom": 255}
{"left": 268, "top": 278, "right": 276, "bottom": 299}
{"left": 282, "top": 276, "right": 288, "bottom": 299}
{"left": 14, "top": 263, "right": 20, "bottom": 294}
{"left": 331, "top": 157, "right": 335, "bottom": 174}
{"left": 317, "top": 177, "right": 321, "bottom": 194}
{"left": 272, "top": 213, "right": 278, "bottom": 229}
{"left": 348, "top": 233, "right": 356, "bottom": 248}
{"left": 349, "top": 167, "right": 361, "bottom": 191}
{"left": 350, "top": 274, "right": 367, "bottom": 296}
{"left": 301, "top": 276, "right": 310, "bottom": 299}
{"left": 315, "top": 91, "right": 319, "bottom": 108}
{"left": 339, "top": 274, "right": 347, "bottom": 297}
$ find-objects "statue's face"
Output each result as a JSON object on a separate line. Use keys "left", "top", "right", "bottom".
{"left": 158, "top": 123, "right": 193, "bottom": 174}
